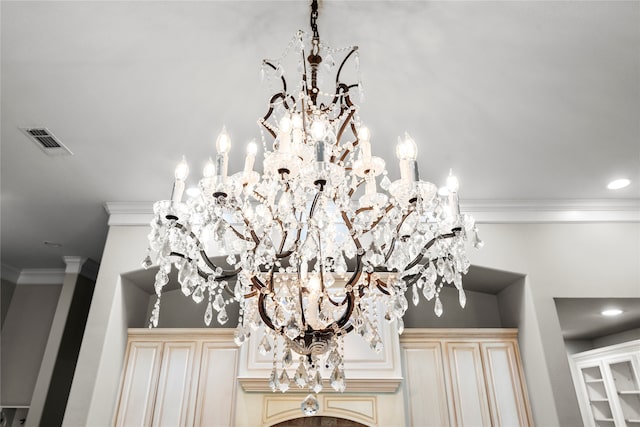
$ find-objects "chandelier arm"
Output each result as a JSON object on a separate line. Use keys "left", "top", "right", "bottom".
{"left": 382, "top": 208, "right": 415, "bottom": 261}
{"left": 403, "top": 231, "right": 458, "bottom": 272}
{"left": 261, "top": 93, "right": 294, "bottom": 139}
{"left": 257, "top": 292, "right": 278, "bottom": 332}
{"left": 347, "top": 178, "right": 367, "bottom": 198}
{"left": 375, "top": 278, "right": 391, "bottom": 296}
{"left": 331, "top": 110, "right": 357, "bottom": 161}
{"left": 358, "top": 203, "right": 395, "bottom": 235}
{"left": 335, "top": 47, "right": 359, "bottom": 86}
{"left": 167, "top": 223, "right": 240, "bottom": 277}
{"left": 334, "top": 289, "right": 356, "bottom": 329}
{"left": 263, "top": 60, "right": 288, "bottom": 94}
{"left": 240, "top": 217, "right": 260, "bottom": 245}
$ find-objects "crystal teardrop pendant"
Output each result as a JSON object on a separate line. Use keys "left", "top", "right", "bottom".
{"left": 294, "top": 361, "right": 307, "bottom": 388}
{"left": 278, "top": 369, "right": 290, "bottom": 392}
{"left": 301, "top": 394, "right": 319, "bottom": 416}
{"left": 412, "top": 283, "right": 419, "bottom": 306}
{"left": 217, "top": 307, "right": 229, "bottom": 325}
{"left": 330, "top": 366, "right": 346, "bottom": 392}
{"left": 213, "top": 293, "right": 225, "bottom": 311}
{"left": 434, "top": 296, "right": 443, "bottom": 317}
{"left": 258, "top": 334, "right": 272, "bottom": 356}
{"left": 141, "top": 254, "right": 153, "bottom": 270}
{"left": 268, "top": 367, "right": 278, "bottom": 392}
{"left": 283, "top": 347, "right": 293, "bottom": 367}
{"left": 458, "top": 289, "right": 467, "bottom": 308}
{"left": 204, "top": 301, "right": 213, "bottom": 326}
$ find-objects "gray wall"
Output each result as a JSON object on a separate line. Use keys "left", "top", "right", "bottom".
{"left": 564, "top": 328, "right": 640, "bottom": 354}
{"left": 40, "top": 274, "right": 96, "bottom": 426}
{"left": 593, "top": 327, "right": 640, "bottom": 348}
{"left": 0, "top": 284, "right": 62, "bottom": 406}
{"left": 1, "top": 279, "right": 17, "bottom": 328}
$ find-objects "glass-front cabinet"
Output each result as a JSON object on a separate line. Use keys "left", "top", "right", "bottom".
{"left": 570, "top": 340, "right": 640, "bottom": 427}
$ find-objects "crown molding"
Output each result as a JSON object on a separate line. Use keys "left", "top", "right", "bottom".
{"left": 15, "top": 268, "right": 65, "bottom": 285}
{"left": 462, "top": 199, "right": 640, "bottom": 223}
{"left": 105, "top": 199, "right": 640, "bottom": 226}
{"left": 1, "top": 258, "right": 99, "bottom": 285}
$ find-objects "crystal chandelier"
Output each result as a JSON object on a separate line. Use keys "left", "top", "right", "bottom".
{"left": 144, "top": 0, "right": 482, "bottom": 405}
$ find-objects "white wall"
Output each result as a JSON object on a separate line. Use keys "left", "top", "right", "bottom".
{"left": 65, "top": 221, "right": 640, "bottom": 427}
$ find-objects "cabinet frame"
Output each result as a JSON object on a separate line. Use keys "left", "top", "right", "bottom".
{"left": 570, "top": 339, "right": 640, "bottom": 427}
{"left": 401, "top": 328, "right": 533, "bottom": 427}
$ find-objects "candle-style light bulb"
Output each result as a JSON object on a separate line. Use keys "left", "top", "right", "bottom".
{"left": 396, "top": 137, "right": 408, "bottom": 160}
{"left": 279, "top": 115, "right": 292, "bottom": 133}
{"left": 174, "top": 155, "right": 189, "bottom": 181}
{"left": 172, "top": 155, "right": 189, "bottom": 202}
{"left": 358, "top": 126, "right": 372, "bottom": 161}
{"left": 447, "top": 169, "right": 461, "bottom": 220}
{"left": 244, "top": 140, "right": 258, "bottom": 175}
{"left": 292, "top": 113, "right": 303, "bottom": 129}
{"left": 311, "top": 119, "right": 325, "bottom": 140}
{"left": 447, "top": 169, "right": 459, "bottom": 193}
{"left": 215, "top": 126, "right": 231, "bottom": 154}
{"left": 403, "top": 132, "right": 418, "bottom": 160}
{"left": 203, "top": 157, "right": 215, "bottom": 178}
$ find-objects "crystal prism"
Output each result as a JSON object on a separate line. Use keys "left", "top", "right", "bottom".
{"left": 283, "top": 347, "right": 293, "bottom": 367}
{"left": 434, "top": 296, "right": 443, "bottom": 317}
{"left": 192, "top": 286, "right": 204, "bottom": 304}
{"left": 268, "top": 367, "right": 278, "bottom": 392}
{"left": 217, "top": 308, "right": 229, "bottom": 325}
{"left": 412, "top": 283, "right": 419, "bottom": 306}
{"left": 141, "top": 254, "right": 153, "bottom": 270}
{"left": 330, "top": 366, "right": 346, "bottom": 392}
{"left": 294, "top": 362, "right": 307, "bottom": 388}
{"left": 258, "top": 334, "right": 272, "bottom": 356}
{"left": 310, "top": 370, "right": 323, "bottom": 394}
{"left": 278, "top": 369, "right": 290, "bottom": 392}
{"left": 204, "top": 302, "right": 213, "bottom": 326}
{"left": 458, "top": 289, "right": 467, "bottom": 308}
{"left": 213, "top": 293, "right": 225, "bottom": 312}
{"left": 301, "top": 394, "right": 319, "bottom": 416}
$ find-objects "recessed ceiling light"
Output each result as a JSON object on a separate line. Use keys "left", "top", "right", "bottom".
{"left": 601, "top": 308, "right": 623, "bottom": 316}
{"left": 607, "top": 178, "right": 630, "bottom": 190}
{"left": 186, "top": 187, "right": 200, "bottom": 198}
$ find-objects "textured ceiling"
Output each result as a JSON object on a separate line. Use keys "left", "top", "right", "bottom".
{"left": 1, "top": 1, "right": 639, "bottom": 269}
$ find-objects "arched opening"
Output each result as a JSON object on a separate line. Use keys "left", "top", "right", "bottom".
{"left": 271, "top": 416, "right": 368, "bottom": 427}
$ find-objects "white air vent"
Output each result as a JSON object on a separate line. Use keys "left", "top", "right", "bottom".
{"left": 20, "top": 127, "right": 73, "bottom": 155}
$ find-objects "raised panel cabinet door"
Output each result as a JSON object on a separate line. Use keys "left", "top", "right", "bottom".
{"left": 445, "top": 342, "right": 492, "bottom": 427}
{"left": 194, "top": 342, "right": 239, "bottom": 427}
{"left": 480, "top": 342, "right": 533, "bottom": 427}
{"left": 151, "top": 341, "right": 199, "bottom": 427}
{"left": 114, "top": 341, "right": 163, "bottom": 427}
{"left": 403, "top": 342, "right": 450, "bottom": 427}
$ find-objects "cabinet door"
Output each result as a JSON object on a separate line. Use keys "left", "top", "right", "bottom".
{"left": 151, "top": 341, "right": 199, "bottom": 427}
{"left": 445, "top": 342, "right": 492, "bottom": 427}
{"left": 193, "top": 342, "right": 238, "bottom": 427}
{"left": 481, "top": 342, "right": 533, "bottom": 427}
{"left": 114, "top": 341, "right": 163, "bottom": 427}
{"left": 403, "top": 342, "right": 450, "bottom": 427}
{"left": 604, "top": 357, "right": 640, "bottom": 425}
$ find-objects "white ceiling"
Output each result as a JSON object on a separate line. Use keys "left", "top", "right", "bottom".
{"left": 1, "top": 1, "right": 639, "bottom": 270}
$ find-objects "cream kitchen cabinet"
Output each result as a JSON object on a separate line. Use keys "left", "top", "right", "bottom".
{"left": 113, "top": 329, "right": 237, "bottom": 427}
{"left": 570, "top": 340, "right": 640, "bottom": 427}
{"left": 401, "top": 329, "right": 533, "bottom": 427}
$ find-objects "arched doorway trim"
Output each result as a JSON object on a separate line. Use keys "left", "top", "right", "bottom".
{"left": 262, "top": 395, "right": 377, "bottom": 427}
